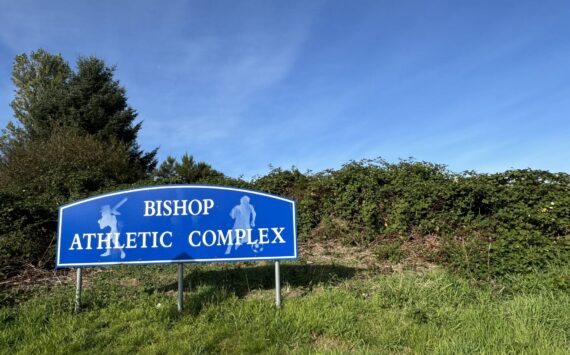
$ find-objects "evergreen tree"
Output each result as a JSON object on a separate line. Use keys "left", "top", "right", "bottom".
{"left": 155, "top": 156, "right": 178, "bottom": 180}
{"left": 9, "top": 49, "right": 71, "bottom": 139}
{"left": 66, "top": 57, "right": 156, "bottom": 171}
{"left": 176, "top": 153, "right": 223, "bottom": 182}
{"left": 153, "top": 154, "right": 223, "bottom": 183}
{"left": 7, "top": 49, "right": 157, "bottom": 173}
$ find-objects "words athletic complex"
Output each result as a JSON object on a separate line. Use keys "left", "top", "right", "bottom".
{"left": 67, "top": 199, "right": 287, "bottom": 252}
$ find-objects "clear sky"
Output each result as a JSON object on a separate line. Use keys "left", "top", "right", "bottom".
{"left": 1, "top": 1, "right": 569, "bottom": 178}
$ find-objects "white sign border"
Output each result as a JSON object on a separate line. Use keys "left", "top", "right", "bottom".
{"left": 56, "top": 184, "right": 298, "bottom": 268}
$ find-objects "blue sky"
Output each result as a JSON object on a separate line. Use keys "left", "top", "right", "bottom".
{"left": 1, "top": 1, "right": 569, "bottom": 178}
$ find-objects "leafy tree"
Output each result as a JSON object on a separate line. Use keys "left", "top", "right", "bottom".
{"left": 0, "top": 128, "right": 145, "bottom": 209}
{"left": 0, "top": 128, "right": 148, "bottom": 271}
{"left": 0, "top": 191, "right": 56, "bottom": 273}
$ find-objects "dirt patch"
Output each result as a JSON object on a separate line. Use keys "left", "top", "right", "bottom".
{"left": 312, "top": 334, "right": 353, "bottom": 353}
{"left": 1, "top": 265, "right": 71, "bottom": 294}
{"left": 0, "top": 266, "right": 107, "bottom": 303}
{"left": 401, "top": 234, "right": 442, "bottom": 270}
{"left": 299, "top": 237, "right": 438, "bottom": 274}
{"left": 243, "top": 288, "right": 273, "bottom": 301}
{"left": 120, "top": 278, "right": 140, "bottom": 287}
{"left": 299, "top": 240, "right": 377, "bottom": 269}
{"left": 243, "top": 285, "right": 315, "bottom": 301}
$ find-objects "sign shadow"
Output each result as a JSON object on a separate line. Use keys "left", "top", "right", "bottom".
{"left": 147, "top": 263, "right": 361, "bottom": 314}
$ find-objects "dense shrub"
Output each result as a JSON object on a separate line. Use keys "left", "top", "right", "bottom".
{"left": 0, "top": 129, "right": 146, "bottom": 209}
{"left": 0, "top": 129, "right": 148, "bottom": 274}
{"left": 443, "top": 170, "right": 570, "bottom": 278}
{"left": 250, "top": 159, "right": 570, "bottom": 278}
{"left": 0, "top": 192, "right": 55, "bottom": 277}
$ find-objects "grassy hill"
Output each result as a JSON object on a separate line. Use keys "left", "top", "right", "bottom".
{"left": 2, "top": 242, "right": 569, "bottom": 354}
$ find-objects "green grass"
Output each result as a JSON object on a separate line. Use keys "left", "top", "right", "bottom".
{"left": 2, "top": 262, "right": 570, "bottom": 354}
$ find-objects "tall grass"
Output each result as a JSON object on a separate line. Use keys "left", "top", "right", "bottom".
{"left": 2, "top": 262, "right": 569, "bottom": 354}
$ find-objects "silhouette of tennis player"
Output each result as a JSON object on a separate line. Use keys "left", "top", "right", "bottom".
{"left": 225, "top": 196, "right": 256, "bottom": 255}
{"left": 99, "top": 198, "right": 127, "bottom": 259}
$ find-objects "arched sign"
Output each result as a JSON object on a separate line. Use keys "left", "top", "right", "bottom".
{"left": 56, "top": 185, "right": 298, "bottom": 267}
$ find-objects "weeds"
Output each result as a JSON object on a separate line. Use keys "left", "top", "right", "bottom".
{"left": 2, "top": 262, "right": 569, "bottom": 354}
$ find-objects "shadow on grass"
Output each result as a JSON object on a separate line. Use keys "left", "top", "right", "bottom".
{"left": 152, "top": 263, "right": 360, "bottom": 297}
{"left": 146, "top": 263, "right": 360, "bottom": 314}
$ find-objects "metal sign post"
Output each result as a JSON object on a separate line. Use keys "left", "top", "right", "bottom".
{"left": 177, "top": 264, "right": 184, "bottom": 312}
{"left": 75, "top": 268, "right": 82, "bottom": 314}
{"left": 275, "top": 261, "right": 281, "bottom": 309}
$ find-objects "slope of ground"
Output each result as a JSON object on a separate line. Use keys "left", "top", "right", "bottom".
{"left": 1, "top": 243, "right": 569, "bottom": 354}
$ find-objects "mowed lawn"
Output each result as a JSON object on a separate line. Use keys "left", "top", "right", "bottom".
{"left": 2, "top": 256, "right": 570, "bottom": 354}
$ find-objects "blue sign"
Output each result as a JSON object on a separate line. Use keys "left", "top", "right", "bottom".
{"left": 56, "top": 185, "right": 297, "bottom": 267}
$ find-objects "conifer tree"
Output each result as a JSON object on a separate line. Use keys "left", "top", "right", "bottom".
{"left": 6, "top": 49, "right": 157, "bottom": 173}
{"left": 9, "top": 49, "right": 71, "bottom": 139}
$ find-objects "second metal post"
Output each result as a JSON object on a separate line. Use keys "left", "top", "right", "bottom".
{"left": 275, "top": 261, "right": 281, "bottom": 309}
{"left": 177, "top": 263, "right": 184, "bottom": 312}
{"left": 75, "top": 268, "right": 83, "bottom": 314}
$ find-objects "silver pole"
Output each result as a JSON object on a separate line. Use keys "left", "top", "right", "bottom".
{"left": 75, "top": 268, "right": 82, "bottom": 314}
{"left": 177, "top": 264, "right": 184, "bottom": 312}
{"left": 275, "top": 261, "right": 281, "bottom": 309}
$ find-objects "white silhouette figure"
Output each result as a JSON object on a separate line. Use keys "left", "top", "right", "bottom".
{"left": 99, "top": 198, "right": 127, "bottom": 259}
{"left": 225, "top": 196, "right": 256, "bottom": 255}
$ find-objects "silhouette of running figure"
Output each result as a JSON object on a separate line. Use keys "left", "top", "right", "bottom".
{"left": 225, "top": 196, "right": 256, "bottom": 255}
{"left": 99, "top": 198, "right": 127, "bottom": 259}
